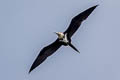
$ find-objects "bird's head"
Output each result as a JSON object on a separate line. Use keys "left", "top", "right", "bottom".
{"left": 54, "top": 32, "right": 64, "bottom": 39}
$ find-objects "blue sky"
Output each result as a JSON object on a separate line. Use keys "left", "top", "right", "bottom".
{"left": 0, "top": 0, "right": 120, "bottom": 80}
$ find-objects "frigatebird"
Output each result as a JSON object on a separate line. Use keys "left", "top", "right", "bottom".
{"left": 29, "top": 5, "right": 98, "bottom": 73}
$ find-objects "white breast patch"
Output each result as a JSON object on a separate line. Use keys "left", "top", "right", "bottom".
{"left": 60, "top": 33, "right": 69, "bottom": 43}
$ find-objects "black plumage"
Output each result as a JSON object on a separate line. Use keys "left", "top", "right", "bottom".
{"left": 29, "top": 5, "right": 98, "bottom": 73}
{"left": 29, "top": 39, "right": 61, "bottom": 73}
{"left": 64, "top": 5, "right": 98, "bottom": 38}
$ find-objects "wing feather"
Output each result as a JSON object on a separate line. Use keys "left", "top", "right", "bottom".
{"left": 29, "top": 39, "right": 61, "bottom": 73}
{"left": 64, "top": 5, "right": 98, "bottom": 38}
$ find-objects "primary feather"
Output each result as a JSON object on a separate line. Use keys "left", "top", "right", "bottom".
{"left": 64, "top": 5, "right": 98, "bottom": 38}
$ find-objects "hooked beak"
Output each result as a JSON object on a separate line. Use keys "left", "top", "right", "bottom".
{"left": 54, "top": 32, "right": 58, "bottom": 35}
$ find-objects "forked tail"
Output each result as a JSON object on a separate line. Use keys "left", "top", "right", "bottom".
{"left": 69, "top": 43, "right": 80, "bottom": 53}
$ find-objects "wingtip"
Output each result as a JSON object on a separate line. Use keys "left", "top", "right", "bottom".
{"left": 28, "top": 72, "right": 30, "bottom": 74}
{"left": 92, "top": 4, "right": 99, "bottom": 9}
{"left": 77, "top": 50, "right": 80, "bottom": 54}
{"left": 28, "top": 67, "right": 34, "bottom": 74}
{"left": 28, "top": 69, "right": 32, "bottom": 74}
{"left": 94, "top": 4, "right": 99, "bottom": 8}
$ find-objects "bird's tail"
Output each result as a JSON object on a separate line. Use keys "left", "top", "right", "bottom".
{"left": 69, "top": 43, "right": 80, "bottom": 53}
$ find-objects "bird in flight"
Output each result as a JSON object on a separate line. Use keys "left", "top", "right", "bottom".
{"left": 29, "top": 5, "right": 98, "bottom": 73}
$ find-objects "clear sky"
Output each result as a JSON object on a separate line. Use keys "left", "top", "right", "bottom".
{"left": 0, "top": 0, "right": 120, "bottom": 80}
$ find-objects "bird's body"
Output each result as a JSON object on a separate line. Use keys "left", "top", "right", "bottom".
{"left": 56, "top": 32, "right": 69, "bottom": 45}
{"left": 29, "top": 5, "right": 98, "bottom": 73}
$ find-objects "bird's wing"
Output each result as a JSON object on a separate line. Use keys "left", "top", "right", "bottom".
{"left": 64, "top": 5, "right": 98, "bottom": 38}
{"left": 29, "top": 39, "right": 61, "bottom": 73}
